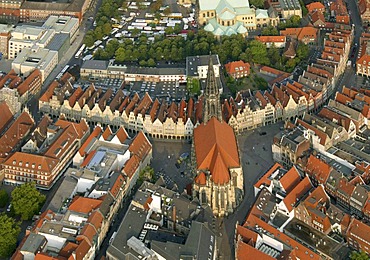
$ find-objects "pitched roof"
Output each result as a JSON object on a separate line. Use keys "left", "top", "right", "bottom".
{"left": 129, "top": 131, "right": 151, "bottom": 160}
{"left": 122, "top": 154, "right": 140, "bottom": 178}
{"left": 243, "top": 214, "right": 320, "bottom": 259}
{"left": 115, "top": 127, "right": 129, "bottom": 143}
{"left": 78, "top": 126, "right": 102, "bottom": 156}
{"left": 283, "top": 176, "right": 313, "bottom": 212}
{"left": 346, "top": 218, "right": 370, "bottom": 247}
{"left": 279, "top": 166, "right": 301, "bottom": 193}
{"left": 254, "top": 163, "right": 283, "bottom": 189}
{"left": 255, "top": 36, "right": 286, "bottom": 43}
{"left": 306, "top": 2, "right": 325, "bottom": 13}
{"left": 3, "top": 152, "right": 58, "bottom": 173}
{"left": 305, "top": 155, "right": 331, "bottom": 184}
{"left": 194, "top": 117, "right": 240, "bottom": 185}
{"left": 236, "top": 240, "right": 275, "bottom": 260}
{"left": 68, "top": 196, "right": 102, "bottom": 214}
{"left": 225, "top": 60, "right": 250, "bottom": 74}
{"left": 0, "top": 101, "right": 14, "bottom": 133}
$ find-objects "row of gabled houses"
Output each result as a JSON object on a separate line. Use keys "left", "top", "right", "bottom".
{"left": 272, "top": 84, "right": 370, "bottom": 172}
{"left": 245, "top": 161, "right": 370, "bottom": 259}
{"left": 38, "top": 26, "right": 353, "bottom": 139}
{"left": 0, "top": 69, "right": 42, "bottom": 115}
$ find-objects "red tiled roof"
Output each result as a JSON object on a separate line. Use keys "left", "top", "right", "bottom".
{"left": 194, "top": 117, "right": 239, "bottom": 185}
{"left": 115, "top": 127, "right": 129, "bottom": 143}
{"left": 225, "top": 60, "right": 250, "bottom": 75}
{"left": 243, "top": 214, "right": 320, "bottom": 259}
{"left": 305, "top": 155, "right": 331, "bottom": 184}
{"left": 129, "top": 131, "right": 151, "bottom": 161}
{"left": 195, "top": 171, "right": 206, "bottom": 185}
{"left": 102, "top": 126, "right": 113, "bottom": 141}
{"left": 283, "top": 176, "right": 313, "bottom": 212}
{"left": 68, "top": 196, "right": 102, "bottom": 214}
{"left": 0, "top": 101, "right": 13, "bottom": 133}
{"left": 122, "top": 154, "right": 140, "bottom": 178}
{"left": 306, "top": 2, "right": 325, "bottom": 13}
{"left": 254, "top": 163, "right": 283, "bottom": 189}
{"left": 346, "top": 218, "right": 370, "bottom": 253}
{"left": 255, "top": 36, "right": 286, "bottom": 43}
{"left": 78, "top": 126, "right": 102, "bottom": 156}
{"left": 279, "top": 166, "right": 301, "bottom": 194}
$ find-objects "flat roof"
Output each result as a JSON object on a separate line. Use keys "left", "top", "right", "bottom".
{"left": 46, "top": 33, "right": 70, "bottom": 52}
{"left": 21, "top": 0, "right": 87, "bottom": 12}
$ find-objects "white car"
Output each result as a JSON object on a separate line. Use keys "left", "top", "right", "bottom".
{"left": 6, "top": 204, "right": 12, "bottom": 212}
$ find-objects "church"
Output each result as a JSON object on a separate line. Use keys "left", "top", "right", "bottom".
{"left": 192, "top": 57, "right": 244, "bottom": 217}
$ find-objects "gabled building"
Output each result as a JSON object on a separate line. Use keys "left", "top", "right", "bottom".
{"left": 225, "top": 60, "right": 250, "bottom": 79}
{"left": 192, "top": 57, "right": 243, "bottom": 217}
{"left": 346, "top": 218, "right": 370, "bottom": 255}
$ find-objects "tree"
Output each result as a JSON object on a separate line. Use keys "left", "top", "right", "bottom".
{"left": 165, "top": 26, "right": 174, "bottom": 35}
{"left": 84, "top": 32, "right": 95, "bottom": 47}
{"left": 94, "top": 26, "right": 104, "bottom": 40}
{"left": 249, "top": 0, "right": 265, "bottom": 8}
{"left": 147, "top": 58, "right": 156, "bottom": 67}
{"left": 249, "top": 40, "right": 269, "bottom": 65}
{"left": 11, "top": 182, "right": 46, "bottom": 220}
{"left": 138, "top": 166, "right": 155, "bottom": 184}
{"left": 102, "top": 22, "right": 112, "bottom": 36}
{"left": 174, "top": 24, "right": 182, "bottom": 34}
{"left": 261, "top": 26, "right": 279, "bottom": 36}
{"left": 0, "top": 190, "right": 9, "bottom": 208}
{"left": 296, "top": 42, "right": 309, "bottom": 60}
{"left": 350, "top": 251, "right": 370, "bottom": 260}
{"left": 115, "top": 47, "right": 126, "bottom": 62}
{"left": 0, "top": 214, "right": 20, "bottom": 258}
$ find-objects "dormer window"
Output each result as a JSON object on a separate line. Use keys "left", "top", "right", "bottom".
{"left": 19, "top": 161, "right": 22, "bottom": 166}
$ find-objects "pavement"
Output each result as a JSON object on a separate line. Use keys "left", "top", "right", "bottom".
{"left": 220, "top": 122, "right": 284, "bottom": 259}
{"left": 0, "top": 58, "right": 12, "bottom": 73}
{"left": 150, "top": 139, "right": 192, "bottom": 193}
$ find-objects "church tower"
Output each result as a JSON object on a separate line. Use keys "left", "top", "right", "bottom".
{"left": 203, "top": 56, "right": 222, "bottom": 123}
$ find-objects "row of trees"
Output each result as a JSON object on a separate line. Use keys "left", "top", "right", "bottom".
{"left": 92, "top": 29, "right": 309, "bottom": 73}
{"left": 0, "top": 183, "right": 46, "bottom": 258}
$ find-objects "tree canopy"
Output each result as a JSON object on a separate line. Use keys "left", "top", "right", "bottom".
{"left": 350, "top": 251, "right": 370, "bottom": 260}
{"left": 0, "top": 214, "right": 20, "bottom": 258}
{"left": 11, "top": 182, "right": 46, "bottom": 220}
{"left": 249, "top": 0, "right": 265, "bottom": 8}
{"left": 0, "top": 189, "right": 9, "bottom": 208}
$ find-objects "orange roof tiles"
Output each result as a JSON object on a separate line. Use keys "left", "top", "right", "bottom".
{"left": 236, "top": 240, "right": 275, "bottom": 260}
{"left": 75, "top": 239, "right": 91, "bottom": 260}
{"left": 243, "top": 214, "right": 320, "bottom": 259}
{"left": 0, "top": 101, "right": 13, "bottom": 133}
{"left": 338, "top": 178, "right": 355, "bottom": 197}
{"left": 78, "top": 126, "right": 102, "bottom": 156}
{"left": 306, "top": 2, "right": 325, "bottom": 13}
{"left": 68, "top": 87, "right": 84, "bottom": 108}
{"left": 39, "top": 81, "right": 58, "bottom": 102}
{"left": 78, "top": 224, "right": 97, "bottom": 245}
{"left": 279, "top": 166, "right": 301, "bottom": 194}
{"left": 115, "top": 127, "right": 129, "bottom": 143}
{"left": 254, "top": 163, "right": 283, "bottom": 189}
{"left": 195, "top": 171, "right": 206, "bottom": 185}
{"left": 255, "top": 36, "right": 286, "bottom": 43}
{"left": 102, "top": 126, "right": 113, "bottom": 141}
{"left": 80, "top": 150, "right": 97, "bottom": 168}
{"left": 194, "top": 117, "right": 239, "bottom": 185}
{"left": 225, "top": 60, "right": 250, "bottom": 75}
{"left": 122, "top": 154, "right": 140, "bottom": 178}
{"left": 0, "top": 111, "right": 34, "bottom": 161}
{"left": 4, "top": 152, "right": 58, "bottom": 173}
{"left": 59, "top": 242, "right": 78, "bottom": 259}
{"left": 283, "top": 176, "right": 313, "bottom": 212}
{"left": 129, "top": 131, "right": 151, "bottom": 160}
{"left": 68, "top": 196, "right": 102, "bottom": 214}
{"left": 346, "top": 218, "right": 370, "bottom": 253}
{"left": 305, "top": 155, "right": 331, "bottom": 184}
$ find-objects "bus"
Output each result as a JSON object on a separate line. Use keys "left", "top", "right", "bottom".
{"left": 56, "top": 65, "right": 70, "bottom": 80}
{"left": 74, "top": 44, "right": 86, "bottom": 59}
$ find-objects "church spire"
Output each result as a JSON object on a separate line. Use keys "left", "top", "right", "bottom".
{"left": 203, "top": 55, "right": 222, "bottom": 123}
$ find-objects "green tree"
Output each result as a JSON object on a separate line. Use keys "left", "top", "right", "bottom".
{"left": 249, "top": 40, "right": 269, "bottom": 65}
{"left": 165, "top": 26, "right": 174, "bottom": 35}
{"left": 115, "top": 47, "right": 126, "bottom": 62}
{"left": 84, "top": 32, "right": 95, "bottom": 47}
{"left": 94, "top": 26, "right": 104, "bottom": 40}
{"left": 0, "top": 214, "right": 20, "bottom": 258}
{"left": 296, "top": 42, "right": 309, "bottom": 60}
{"left": 102, "top": 22, "right": 112, "bottom": 36}
{"left": 261, "top": 25, "right": 279, "bottom": 36}
{"left": 11, "top": 182, "right": 46, "bottom": 220}
{"left": 174, "top": 24, "right": 182, "bottom": 34}
{"left": 249, "top": 0, "right": 265, "bottom": 8}
{"left": 147, "top": 58, "right": 156, "bottom": 67}
{"left": 350, "top": 251, "right": 370, "bottom": 260}
{"left": 138, "top": 166, "right": 155, "bottom": 184}
{"left": 0, "top": 190, "right": 9, "bottom": 208}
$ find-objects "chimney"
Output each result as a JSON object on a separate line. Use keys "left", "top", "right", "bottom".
{"left": 172, "top": 205, "right": 176, "bottom": 232}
